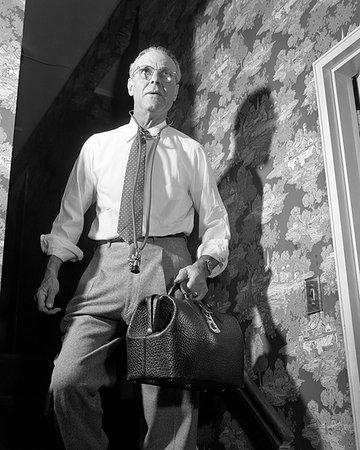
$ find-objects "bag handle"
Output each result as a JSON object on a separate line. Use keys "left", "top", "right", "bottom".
{"left": 167, "top": 282, "right": 181, "bottom": 297}
{"left": 145, "top": 284, "right": 189, "bottom": 335}
{"left": 167, "top": 281, "right": 200, "bottom": 300}
{"left": 145, "top": 295, "right": 159, "bottom": 334}
{"left": 167, "top": 282, "right": 222, "bottom": 333}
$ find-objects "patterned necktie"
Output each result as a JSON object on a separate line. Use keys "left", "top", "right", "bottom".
{"left": 117, "top": 128, "right": 148, "bottom": 243}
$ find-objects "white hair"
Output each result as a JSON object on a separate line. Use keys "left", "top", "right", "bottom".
{"left": 129, "top": 46, "right": 181, "bottom": 83}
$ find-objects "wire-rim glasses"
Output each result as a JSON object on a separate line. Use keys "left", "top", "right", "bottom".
{"left": 132, "top": 65, "right": 178, "bottom": 83}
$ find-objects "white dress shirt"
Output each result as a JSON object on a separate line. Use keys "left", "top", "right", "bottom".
{"left": 41, "top": 118, "right": 230, "bottom": 277}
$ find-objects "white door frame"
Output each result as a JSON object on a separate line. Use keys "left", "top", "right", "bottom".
{"left": 313, "top": 26, "right": 360, "bottom": 449}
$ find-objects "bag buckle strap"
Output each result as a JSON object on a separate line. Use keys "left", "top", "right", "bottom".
{"left": 197, "top": 303, "right": 221, "bottom": 334}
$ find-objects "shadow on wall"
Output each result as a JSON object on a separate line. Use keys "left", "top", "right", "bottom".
{"left": 197, "top": 88, "right": 321, "bottom": 449}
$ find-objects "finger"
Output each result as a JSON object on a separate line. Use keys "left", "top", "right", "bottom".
{"left": 45, "top": 294, "right": 61, "bottom": 312}
{"left": 44, "top": 306, "right": 62, "bottom": 315}
{"left": 174, "top": 268, "right": 188, "bottom": 283}
{"left": 179, "top": 280, "right": 197, "bottom": 300}
{"left": 44, "top": 293, "right": 55, "bottom": 310}
{"left": 35, "top": 290, "right": 61, "bottom": 314}
{"left": 188, "top": 284, "right": 208, "bottom": 301}
{"left": 195, "top": 291, "right": 207, "bottom": 301}
{"left": 37, "top": 302, "right": 61, "bottom": 315}
{"left": 179, "top": 280, "right": 190, "bottom": 294}
{"left": 35, "top": 289, "right": 47, "bottom": 312}
{"left": 179, "top": 281, "right": 201, "bottom": 301}
{"left": 39, "top": 300, "right": 62, "bottom": 315}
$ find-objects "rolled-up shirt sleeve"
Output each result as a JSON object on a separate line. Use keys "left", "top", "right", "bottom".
{"left": 40, "top": 138, "right": 96, "bottom": 262}
{"left": 40, "top": 234, "right": 84, "bottom": 262}
{"left": 192, "top": 146, "right": 230, "bottom": 278}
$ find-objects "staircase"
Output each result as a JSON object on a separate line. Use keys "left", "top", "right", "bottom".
{"left": 227, "top": 372, "right": 294, "bottom": 449}
{"left": 0, "top": 353, "right": 293, "bottom": 450}
{"left": 0, "top": 353, "right": 55, "bottom": 450}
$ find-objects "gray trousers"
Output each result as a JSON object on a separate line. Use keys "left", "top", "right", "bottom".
{"left": 50, "top": 237, "right": 199, "bottom": 450}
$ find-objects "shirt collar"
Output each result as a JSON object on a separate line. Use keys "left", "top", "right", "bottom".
{"left": 127, "top": 117, "right": 167, "bottom": 140}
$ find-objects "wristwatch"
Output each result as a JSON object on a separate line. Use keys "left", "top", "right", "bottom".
{"left": 205, "top": 258, "right": 218, "bottom": 277}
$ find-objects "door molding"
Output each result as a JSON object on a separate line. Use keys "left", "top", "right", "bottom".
{"left": 313, "top": 26, "right": 360, "bottom": 449}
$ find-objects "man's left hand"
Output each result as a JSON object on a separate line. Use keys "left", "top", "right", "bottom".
{"left": 174, "top": 259, "right": 209, "bottom": 301}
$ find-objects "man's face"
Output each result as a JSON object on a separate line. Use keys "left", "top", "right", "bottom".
{"left": 127, "top": 50, "right": 179, "bottom": 123}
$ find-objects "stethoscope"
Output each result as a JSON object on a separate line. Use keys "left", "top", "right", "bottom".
{"left": 127, "top": 112, "right": 168, "bottom": 273}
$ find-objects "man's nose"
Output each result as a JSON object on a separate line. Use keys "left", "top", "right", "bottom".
{"left": 150, "top": 69, "right": 161, "bottom": 84}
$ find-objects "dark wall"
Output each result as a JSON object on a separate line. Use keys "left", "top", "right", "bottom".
{"left": 0, "top": 2, "right": 139, "bottom": 356}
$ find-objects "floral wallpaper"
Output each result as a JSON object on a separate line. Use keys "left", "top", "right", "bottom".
{"left": 140, "top": 0, "right": 360, "bottom": 449}
{"left": 0, "top": 0, "right": 25, "bottom": 285}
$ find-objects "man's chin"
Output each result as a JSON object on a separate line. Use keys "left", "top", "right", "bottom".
{"left": 144, "top": 102, "right": 167, "bottom": 116}
{"left": 145, "top": 97, "right": 164, "bottom": 108}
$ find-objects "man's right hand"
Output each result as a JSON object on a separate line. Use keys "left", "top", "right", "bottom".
{"left": 35, "top": 276, "right": 61, "bottom": 314}
{"left": 35, "top": 255, "right": 63, "bottom": 315}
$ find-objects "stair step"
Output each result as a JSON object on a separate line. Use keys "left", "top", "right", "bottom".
{"left": 0, "top": 353, "right": 52, "bottom": 395}
{"left": 0, "top": 353, "right": 55, "bottom": 449}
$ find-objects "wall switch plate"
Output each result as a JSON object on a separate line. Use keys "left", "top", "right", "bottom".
{"left": 305, "top": 276, "right": 322, "bottom": 315}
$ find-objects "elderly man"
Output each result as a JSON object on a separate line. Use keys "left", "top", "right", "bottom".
{"left": 35, "top": 46, "right": 230, "bottom": 450}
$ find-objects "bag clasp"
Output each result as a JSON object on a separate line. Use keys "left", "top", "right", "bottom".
{"left": 198, "top": 303, "right": 221, "bottom": 334}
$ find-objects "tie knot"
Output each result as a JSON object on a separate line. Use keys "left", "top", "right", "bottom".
{"left": 139, "top": 127, "right": 153, "bottom": 140}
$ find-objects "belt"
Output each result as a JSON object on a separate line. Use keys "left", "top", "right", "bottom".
{"left": 95, "top": 233, "right": 187, "bottom": 247}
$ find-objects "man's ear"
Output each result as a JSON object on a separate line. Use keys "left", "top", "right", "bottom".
{"left": 127, "top": 78, "right": 134, "bottom": 96}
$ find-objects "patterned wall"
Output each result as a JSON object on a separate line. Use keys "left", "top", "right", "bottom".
{"left": 140, "top": 0, "right": 360, "bottom": 448}
{"left": 0, "top": 0, "right": 25, "bottom": 285}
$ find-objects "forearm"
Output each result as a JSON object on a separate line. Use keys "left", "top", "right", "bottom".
{"left": 44, "top": 255, "right": 63, "bottom": 279}
{"left": 35, "top": 255, "right": 63, "bottom": 315}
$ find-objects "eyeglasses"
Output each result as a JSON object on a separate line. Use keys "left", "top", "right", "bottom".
{"left": 132, "top": 65, "right": 177, "bottom": 83}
